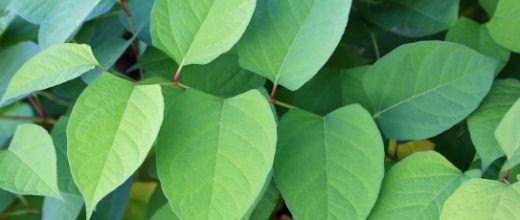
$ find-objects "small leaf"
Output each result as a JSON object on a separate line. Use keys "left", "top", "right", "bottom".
{"left": 440, "top": 179, "right": 520, "bottom": 220}
{"left": 487, "top": 0, "right": 520, "bottom": 53}
{"left": 495, "top": 98, "right": 520, "bottom": 167}
{"left": 358, "top": 0, "right": 459, "bottom": 37}
{"left": 468, "top": 79, "right": 520, "bottom": 170}
{"left": 0, "top": 124, "right": 61, "bottom": 199}
{"left": 156, "top": 89, "right": 277, "bottom": 220}
{"left": 42, "top": 193, "right": 83, "bottom": 220}
{"left": 238, "top": 0, "right": 352, "bottom": 90}
{"left": 0, "top": 43, "right": 99, "bottom": 107}
{"left": 275, "top": 105, "right": 384, "bottom": 220}
{"left": 150, "top": 0, "right": 256, "bottom": 66}
{"left": 363, "top": 41, "right": 499, "bottom": 140}
{"left": 67, "top": 74, "right": 164, "bottom": 218}
{"left": 368, "top": 151, "right": 466, "bottom": 220}
{"left": 38, "top": 0, "right": 102, "bottom": 48}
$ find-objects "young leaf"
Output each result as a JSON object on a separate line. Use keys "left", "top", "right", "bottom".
{"left": 150, "top": 0, "right": 256, "bottom": 66}
{"left": 446, "top": 17, "right": 510, "bottom": 71}
{"left": 467, "top": 79, "right": 520, "bottom": 170}
{"left": 363, "top": 41, "right": 499, "bottom": 140}
{"left": 67, "top": 74, "right": 164, "bottom": 218}
{"left": 495, "top": 99, "right": 520, "bottom": 167}
{"left": 0, "top": 41, "right": 41, "bottom": 105}
{"left": 238, "top": 0, "right": 352, "bottom": 91}
{"left": 487, "top": 0, "right": 520, "bottom": 53}
{"left": 38, "top": 0, "right": 102, "bottom": 48}
{"left": 358, "top": 0, "right": 459, "bottom": 38}
{"left": 0, "top": 124, "right": 61, "bottom": 199}
{"left": 274, "top": 104, "right": 384, "bottom": 220}
{"left": 368, "top": 151, "right": 466, "bottom": 220}
{"left": 0, "top": 43, "right": 99, "bottom": 107}
{"left": 440, "top": 179, "right": 520, "bottom": 219}
{"left": 156, "top": 89, "right": 277, "bottom": 220}
{"left": 42, "top": 193, "right": 83, "bottom": 220}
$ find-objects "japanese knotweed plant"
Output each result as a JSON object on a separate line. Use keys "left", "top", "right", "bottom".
{"left": 0, "top": 0, "right": 519, "bottom": 219}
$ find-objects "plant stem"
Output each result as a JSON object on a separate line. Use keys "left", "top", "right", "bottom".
{"left": 0, "top": 209, "right": 39, "bottom": 218}
{"left": 502, "top": 169, "right": 511, "bottom": 185}
{"left": 173, "top": 64, "right": 184, "bottom": 84}
{"left": 269, "top": 84, "right": 278, "bottom": 104}
{"left": 118, "top": 0, "right": 144, "bottom": 79}
{"left": 38, "top": 91, "right": 70, "bottom": 106}
{"left": 0, "top": 115, "right": 57, "bottom": 124}
{"left": 27, "top": 95, "right": 47, "bottom": 121}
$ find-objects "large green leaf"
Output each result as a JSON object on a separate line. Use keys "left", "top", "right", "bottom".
{"left": 67, "top": 74, "right": 164, "bottom": 218}
{"left": 238, "top": 0, "right": 352, "bottom": 90}
{"left": 0, "top": 124, "right": 61, "bottom": 199}
{"left": 468, "top": 79, "right": 520, "bottom": 170}
{"left": 487, "top": 0, "right": 520, "bottom": 53}
{"left": 156, "top": 89, "right": 277, "bottom": 220}
{"left": 151, "top": 204, "right": 181, "bottom": 220}
{"left": 0, "top": 43, "right": 99, "bottom": 107}
{"left": 358, "top": 0, "right": 459, "bottom": 37}
{"left": 38, "top": 0, "right": 101, "bottom": 48}
{"left": 0, "top": 102, "right": 33, "bottom": 146}
{"left": 150, "top": 0, "right": 255, "bottom": 66}
{"left": 368, "top": 151, "right": 466, "bottom": 220}
{"left": 246, "top": 178, "right": 280, "bottom": 220}
{"left": 440, "top": 179, "right": 520, "bottom": 220}
{"left": 480, "top": 0, "right": 498, "bottom": 16}
{"left": 50, "top": 116, "right": 78, "bottom": 194}
{"left": 0, "top": 189, "right": 16, "bottom": 212}
{"left": 495, "top": 99, "right": 520, "bottom": 167}
{"left": 0, "top": 41, "right": 40, "bottom": 105}
{"left": 275, "top": 104, "right": 384, "bottom": 219}
{"left": 446, "top": 17, "right": 510, "bottom": 71}
{"left": 363, "top": 41, "right": 499, "bottom": 140}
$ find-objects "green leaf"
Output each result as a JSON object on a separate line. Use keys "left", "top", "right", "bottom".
{"left": 67, "top": 74, "right": 164, "bottom": 218}
{"left": 150, "top": 0, "right": 255, "bottom": 66}
{"left": 156, "top": 89, "right": 277, "bottom": 220}
{"left": 0, "top": 189, "right": 16, "bottom": 212}
{"left": 0, "top": 124, "right": 61, "bottom": 199}
{"left": 42, "top": 193, "right": 83, "bottom": 220}
{"left": 363, "top": 41, "right": 499, "bottom": 140}
{"left": 180, "top": 50, "right": 266, "bottom": 97}
{"left": 38, "top": 0, "right": 102, "bottom": 48}
{"left": 468, "top": 79, "right": 520, "bottom": 170}
{"left": 495, "top": 98, "right": 520, "bottom": 167}
{"left": 0, "top": 41, "right": 41, "bottom": 104}
{"left": 487, "top": 0, "right": 520, "bottom": 53}
{"left": 7, "top": 0, "right": 60, "bottom": 24}
{"left": 440, "top": 179, "right": 520, "bottom": 220}
{"left": 238, "top": 0, "right": 352, "bottom": 91}
{"left": 480, "top": 0, "right": 498, "bottom": 16}
{"left": 446, "top": 17, "right": 510, "bottom": 71}
{"left": 358, "top": 0, "right": 459, "bottom": 37}
{"left": 90, "top": 177, "right": 133, "bottom": 220}
{"left": 118, "top": 0, "right": 153, "bottom": 43}
{"left": 151, "top": 205, "right": 181, "bottom": 220}
{"left": 275, "top": 104, "right": 384, "bottom": 219}
{"left": 137, "top": 46, "right": 177, "bottom": 78}
{"left": 0, "top": 102, "right": 33, "bottom": 146}
{"left": 0, "top": 7, "right": 14, "bottom": 37}
{"left": 368, "top": 151, "right": 466, "bottom": 220}
{"left": 50, "top": 116, "right": 78, "bottom": 194}
{"left": 0, "top": 43, "right": 99, "bottom": 107}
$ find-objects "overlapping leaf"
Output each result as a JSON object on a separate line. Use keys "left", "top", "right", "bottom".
{"left": 363, "top": 41, "right": 499, "bottom": 140}
{"left": 368, "top": 151, "right": 466, "bottom": 220}
{"left": 440, "top": 179, "right": 520, "bottom": 219}
{"left": 0, "top": 43, "right": 99, "bottom": 107}
{"left": 487, "top": 0, "right": 520, "bottom": 53}
{"left": 67, "top": 74, "right": 164, "bottom": 219}
{"left": 0, "top": 124, "right": 61, "bottom": 199}
{"left": 468, "top": 79, "right": 520, "bottom": 170}
{"left": 495, "top": 99, "right": 520, "bottom": 167}
{"left": 275, "top": 104, "right": 384, "bottom": 220}
{"left": 238, "top": 0, "right": 352, "bottom": 90}
{"left": 156, "top": 89, "right": 277, "bottom": 220}
{"left": 150, "top": 0, "right": 256, "bottom": 66}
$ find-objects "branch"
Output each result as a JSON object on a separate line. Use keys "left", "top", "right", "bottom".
{"left": 0, "top": 115, "right": 57, "bottom": 124}
{"left": 118, "top": 0, "right": 144, "bottom": 79}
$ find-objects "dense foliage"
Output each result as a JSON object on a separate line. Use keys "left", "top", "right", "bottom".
{"left": 0, "top": 0, "right": 519, "bottom": 219}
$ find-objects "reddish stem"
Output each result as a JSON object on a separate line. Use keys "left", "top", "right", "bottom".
{"left": 28, "top": 96, "right": 47, "bottom": 121}
{"left": 503, "top": 169, "right": 511, "bottom": 184}
{"left": 173, "top": 65, "right": 184, "bottom": 84}
{"left": 269, "top": 84, "right": 278, "bottom": 104}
